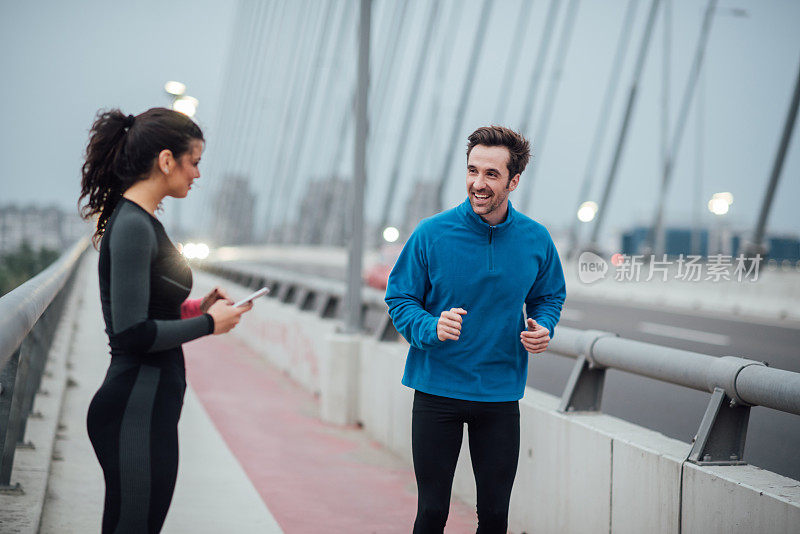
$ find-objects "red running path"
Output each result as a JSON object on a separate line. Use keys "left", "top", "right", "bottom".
{"left": 184, "top": 335, "right": 477, "bottom": 533}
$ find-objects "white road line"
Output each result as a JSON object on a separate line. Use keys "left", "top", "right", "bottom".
{"left": 561, "top": 309, "right": 585, "bottom": 322}
{"left": 637, "top": 321, "right": 731, "bottom": 346}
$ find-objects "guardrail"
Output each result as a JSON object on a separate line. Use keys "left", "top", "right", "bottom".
{"left": 548, "top": 328, "right": 800, "bottom": 465}
{"left": 0, "top": 238, "right": 89, "bottom": 489}
{"left": 200, "top": 258, "right": 800, "bottom": 467}
{"left": 201, "top": 261, "right": 392, "bottom": 336}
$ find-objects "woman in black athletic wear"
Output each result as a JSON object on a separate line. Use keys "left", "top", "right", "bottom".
{"left": 79, "top": 108, "right": 250, "bottom": 533}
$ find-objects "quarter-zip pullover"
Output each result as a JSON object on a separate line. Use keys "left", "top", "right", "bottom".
{"left": 385, "top": 198, "right": 566, "bottom": 401}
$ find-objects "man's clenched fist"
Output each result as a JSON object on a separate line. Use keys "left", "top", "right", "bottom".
{"left": 437, "top": 308, "right": 467, "bottom": 341}
{"left": 520, "top": 318, "right": 550, "bottom": 354}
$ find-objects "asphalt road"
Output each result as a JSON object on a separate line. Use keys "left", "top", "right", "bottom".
{"left": 529, "top": 296, "right": 800, "bottom": 480}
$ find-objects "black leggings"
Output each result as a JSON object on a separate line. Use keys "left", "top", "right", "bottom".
{"left": 412, "top": 390, "right": 520, "bottom": 534}
{"left": 87, "top": 358, "right": 186, "bottom": 533}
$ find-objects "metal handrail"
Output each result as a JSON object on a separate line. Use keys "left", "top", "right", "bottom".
{"left": 548, "top": 326, "right": 800, "bottom": 416}
{"left": 548, "top": 325, "right": 799, "bottom": 465}
{"left": 0, "top": 237, "right": 89, "bottom": 487}
{"left": 201, "top": 260, "right": 391, "bottom": 334}
{"left": 0, "top": 238, "right": 89, "bottom": 371}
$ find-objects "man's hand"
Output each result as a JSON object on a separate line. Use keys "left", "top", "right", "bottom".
{"left": 521, "top": 318, "right": 550, "bottom": 354}
{"left": 437, "top": 308, "right": 467, "bottom": 341}
{"left": 200, "top": 287, "right": 233, "bottom": 312}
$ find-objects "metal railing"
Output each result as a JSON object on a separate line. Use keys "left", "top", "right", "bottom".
{"left": 201, "top": 261, "right": 391, "bottom": 336}
{"left": 0, "top": 238, "right": 89, "bottom": 488}
{"left": 200, "top": 258, "right": 800, "bottom": 467}
{"left": 548, "top": 328, "right": 800, "bottom": 465}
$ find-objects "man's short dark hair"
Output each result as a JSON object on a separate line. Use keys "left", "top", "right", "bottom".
{"left": 466, "top": 125, "right": 531, "bottom": 181}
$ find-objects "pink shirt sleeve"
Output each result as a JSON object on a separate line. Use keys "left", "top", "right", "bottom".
{"left": 181, "top": 298, "right": 203, "bottom": 319}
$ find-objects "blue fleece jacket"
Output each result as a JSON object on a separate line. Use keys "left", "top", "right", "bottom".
{"left": 385, "top": 199, "right": 566, "bottom": 401}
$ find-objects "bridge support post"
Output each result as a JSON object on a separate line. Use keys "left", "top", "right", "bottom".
{"left": 688, "top": 387, "right": 750, "bottom": 465}
{"left": 558, "top": 330, "right": 616, "bottom": 412}
{"left": 376, "top": 315, "right": 399, "bottom": 342}
{"left": 321, "top": 333, "right": 360, "bottom": 426}
{"left": 0, "top": 348, "right": 22, "bottom": 489}
{"left": 559, "top": 355, "right": 605, "bottom": 412}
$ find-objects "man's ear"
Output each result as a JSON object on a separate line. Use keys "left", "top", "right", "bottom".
{"left": 508, "top": 173, "right": 521, "bottom": 192}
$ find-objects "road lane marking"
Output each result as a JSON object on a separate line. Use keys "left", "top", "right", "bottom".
{"left": 560, "top": 309, "right": 585, "bottom": 322}
{"left": 637, "top": 322, "right": 730, "bottom": 346}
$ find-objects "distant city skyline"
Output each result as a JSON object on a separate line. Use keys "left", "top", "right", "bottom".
{"left": 0, "top": 204, "right": 89, "bottom": 253}
{"left": 1, "top": 0, "right": 798, "bottom": 243}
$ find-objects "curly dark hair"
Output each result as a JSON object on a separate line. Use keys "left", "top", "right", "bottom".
{"left": 78, "top": 107, "right": 203, "bottom": 246}
{"left": 466, "top": 125, "right": 531, "bottom": 182}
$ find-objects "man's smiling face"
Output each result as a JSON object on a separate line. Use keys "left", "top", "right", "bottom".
{"left": 466, "top": 144, "right": 519, "bottom": 225}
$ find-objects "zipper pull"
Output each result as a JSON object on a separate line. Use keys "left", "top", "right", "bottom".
{"left": 489, "top": 226, "right": 494, "bottom": 244}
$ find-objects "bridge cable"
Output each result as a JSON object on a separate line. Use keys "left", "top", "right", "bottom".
{"left": 587, "top": 0, "right": 662, "bottom": 250}
{"left": 433, "top": 0, "right": 496, "bottom": 213}
{"left": 261, "top": 1, "right": 332, "bottom": 240}
{"left": 519, "top": 0, "right": 581, "bottom": 215}
{"left": 377, "top": 0, "right": 443, "bottom": 236}
{"left": 566, "top": 0, "right": 639, "bottom": 257}
{"left": 320, "top": 0, "right": 411, "bottom": 246}
{"left": 748, "top": 53, "right": 800, "bottom": 256}
{"left": 648, "top": 0, "right": 718, "bottom": 255}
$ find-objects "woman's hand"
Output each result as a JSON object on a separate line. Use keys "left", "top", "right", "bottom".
{"left": 207, "top": 300, "right": 252, "bottom": 334}
{"left": 200, "top": 286, "right": 232, "bottom": 312}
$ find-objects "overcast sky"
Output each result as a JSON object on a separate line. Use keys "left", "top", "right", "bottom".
{"left": 1, "top": 0, "right": 799, "bottom": 244}
{"left": 0, "top": 0, "right": 236, "bottom": 218}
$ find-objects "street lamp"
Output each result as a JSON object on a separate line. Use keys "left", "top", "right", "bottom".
{"left": 708, "top": 192, "right": 734, "bottom": 254}
{"left": 382, "top": 226, "right": 400, "bottom": 243}
{"left": 164, "top": 81, "right": 186, "bottom": 96}
{"left": 163, "top": 81, "right": 198, "bottom": 118}
{"left": 577, "top": 201, "right": 599, "bottom": 223}
{"left": 181, "top": 242, "right": 210, "bottom": 260}
{"left": 172, "top": 96, "right": 199, "bottom": 118}
{"left": 162, "top": 81, "right": 198, "bottom": 239}
{"left": 708, "top": 192, "right": 733, "bottom": 215}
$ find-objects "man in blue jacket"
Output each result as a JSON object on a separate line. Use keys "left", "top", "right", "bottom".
{"left": 385, "top": 125, "right": 566, "bottom": 533}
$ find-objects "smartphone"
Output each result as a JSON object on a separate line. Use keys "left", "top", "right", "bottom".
{"left": 233, "top": 287, "right": 269, "bottom": 308}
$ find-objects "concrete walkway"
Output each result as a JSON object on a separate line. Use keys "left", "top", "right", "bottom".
{"left": 39, "top": 261, "right": 281, "bottom": 533}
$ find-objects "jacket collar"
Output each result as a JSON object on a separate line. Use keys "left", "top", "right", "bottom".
{"left": 457, "top": 197, "right": 516, "bottom": 235}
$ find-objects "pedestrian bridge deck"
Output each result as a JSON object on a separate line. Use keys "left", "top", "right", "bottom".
{"left": 4, "top": 252, "right": 800, "bottom": 534}
{"left": 25, "top": 257, "right": 477, "bottom": 533}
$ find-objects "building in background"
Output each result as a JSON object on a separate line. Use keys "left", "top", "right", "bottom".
{"left": 296, "top": 176, "right": 351, "bottom": 246}
{"left": 401, "top": 181, "right": 439, "bottom": 239}
{"left": 0, "top": 205, "right": 89, "bottom": 254}
{"left": 212, "top": 176, "right": 256, "bottom": 245}
{"left": 620, "top": 225, "right": 800, "bottom": 263}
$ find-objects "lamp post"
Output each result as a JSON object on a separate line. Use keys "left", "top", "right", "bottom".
{"left": 708, "top": 192, "right": 733, "bottom": 254}
{"left": 162, "top": 81, "right": 200, "bottom": 238}
{"left": 382, "top": 226, "right": 400, "bottom": 244}
{"left": 577, "top": 201, "right": 599, "bottom": 224}
{"left": 164, "top": 81, "right": 199, "bottom": 118}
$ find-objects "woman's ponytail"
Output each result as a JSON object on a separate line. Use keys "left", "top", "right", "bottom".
{"left": 79, "top": 109, "right": 134, "bottom": 247}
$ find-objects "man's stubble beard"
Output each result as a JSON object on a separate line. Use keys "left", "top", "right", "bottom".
{"left": 469, "top": 186, "right": 511, "bottom": 218}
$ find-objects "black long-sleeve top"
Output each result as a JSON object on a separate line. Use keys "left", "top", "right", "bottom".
{"left": 98, "top": 198, "right": 213, "bottom": 358}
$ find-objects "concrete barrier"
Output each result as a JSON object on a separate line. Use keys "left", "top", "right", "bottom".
{"left": 322, "top": 334, "right": 360, "bottom": 425}
{"left": 682, "top": 463, "right": 800, "bottom": 533}
{"left": 232, "top": 285, "right": 337, "bottom": 395}
{"left": 200, "top": 270, "right": 800, "bottom": 534}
